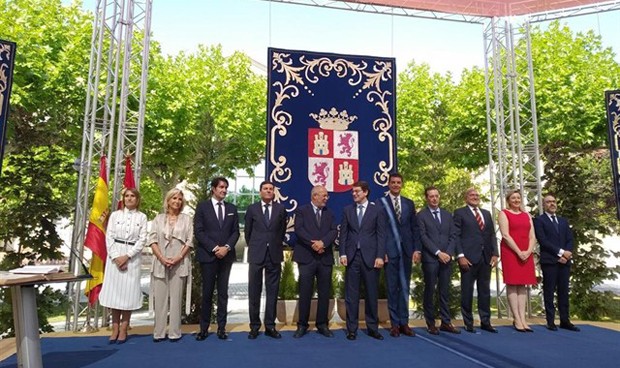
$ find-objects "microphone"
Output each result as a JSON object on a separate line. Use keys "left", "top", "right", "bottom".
{"left": 63, "top": 241, "right": 92, "bottom": 278}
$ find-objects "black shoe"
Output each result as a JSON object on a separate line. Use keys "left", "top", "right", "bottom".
{"left": 560, "top": 322, "right": 580, "bottom": 332}
{"left": 248, "top": 329, "right": 259, "bottom": 339}
{"left": 367, "top": 329, "right": 384, "bottom": 340}
{"left": 546, "top": 323, "right": 558, "bottom": 331}
{"left": 317, "top": 327, "right": 334, "bottom": 337}
{"left": 169, "top": 337, "right": 181, "bottom": 342}
{"left": 153, "top": 337, "right": 165, "bottom": 343}
{"left": 480, "top": 323, "right": 498, "bottom": 333}
{"left": 217, "top": 329, "right": 228, "bottom": 340}
{"left": 265, "top": 328, "right": 282, "bottom": 339}
{"left": 293, "top": 326, "right": 308, "bottom": 338}
{"left": 195, "top": 331, "right": 208, "bottom": 341}
{"left": 464, "top": 324, "right": 476, "bottom": 333}
{"left": 346, "top": 331, "right": 356, "bottom": 340}
{"left": 513, "top": 322, "right": 526, "bottom": 333}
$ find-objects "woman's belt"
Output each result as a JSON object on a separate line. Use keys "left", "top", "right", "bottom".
{"left": 114, "top": 239, "right": 136, "bottom": 245}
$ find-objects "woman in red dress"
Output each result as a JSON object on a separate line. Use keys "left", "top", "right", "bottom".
{"left": 498, "top": 189, "right": 537, "bottom": 332}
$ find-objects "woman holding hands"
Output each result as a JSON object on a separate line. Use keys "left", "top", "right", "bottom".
{"left": 148, "top": 188, "right": 193, "bottom": 342}
{"left": 498, "top": 189, "right": 538, "bottom": 332}
{"left": 99, "top": 188, "right": 148, "bottom": 344}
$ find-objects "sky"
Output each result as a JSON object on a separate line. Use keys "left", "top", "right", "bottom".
{"left": 68, "top": 0, "right": 620, "bottom": 78}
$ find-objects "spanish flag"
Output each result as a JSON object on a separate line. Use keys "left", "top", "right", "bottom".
{"left": 84, "top": 156, "right": 109, "bottom": 305}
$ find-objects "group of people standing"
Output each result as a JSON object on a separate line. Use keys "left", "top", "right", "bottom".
{"left": 98, "top": 173, "right": 579, "bottom": 344}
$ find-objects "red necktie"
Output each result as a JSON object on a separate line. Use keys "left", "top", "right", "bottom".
{"left": 474, "top": 207, "right": 484, "bottom": 231}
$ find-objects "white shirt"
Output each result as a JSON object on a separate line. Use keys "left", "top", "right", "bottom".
{"left": 545, "top": 211, "right": 565, "bottom": 256}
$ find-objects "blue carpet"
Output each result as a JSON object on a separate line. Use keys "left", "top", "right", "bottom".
{"left": 1, "top": 325, "right": 618, "bottom": 368}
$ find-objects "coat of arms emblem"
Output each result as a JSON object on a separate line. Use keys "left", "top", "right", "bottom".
{"left": 307, "top": 107, "right": 359, "bottom": 192}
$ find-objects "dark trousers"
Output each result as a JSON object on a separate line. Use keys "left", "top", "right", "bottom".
{"left": 248, "top": 251, "right": 281, "bottom": 330}
{"left": 345, "top": 250, "right": 379, "bottom": 333}
{"left": 460, "top": 260, "right": 492, "bottom": 327}
{"left": 297, "top": 261, "right": 332, "bottom": 328}
{"left": 541, "top": 262, "right": 571, "bottom": 324}
{"left": 422, "top": 260, "right": 453, "bottom": 326}
{"left": 200, "top": 260, "right": 233, "bottom": 331}
{"left": 385, "top": 254, "right": 412, "bottom": 327}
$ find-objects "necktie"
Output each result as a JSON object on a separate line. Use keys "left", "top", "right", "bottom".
{"left": 474, "top": 207, "right": 484, "bottom": 231}
{"left": 357, "top": 205, "right": 364, "bottom": 226}
{"left": 394, "top": 197, "right": 401, "bottom": 222}
{"left": 264, "top": 204, "right": 270, "bottom": 223}
{"left": 433, "top": 210, "right": 441, "bottom": 224}
{"left": 316, "top": 208, "right": 321, "bottom": 226}
{"left": 551, "top": 215, "right": 559, "bottom": 231}
{"left": 217, "top": 202, "right": 224, "bottom": 227}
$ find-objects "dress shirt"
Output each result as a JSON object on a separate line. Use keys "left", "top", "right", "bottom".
{"left": 429, "top": 206, "right": 442, "bottom": 256}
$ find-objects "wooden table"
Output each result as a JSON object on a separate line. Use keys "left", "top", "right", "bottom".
{"left": 0, "top": 272, "right": 91, "bottom": 368}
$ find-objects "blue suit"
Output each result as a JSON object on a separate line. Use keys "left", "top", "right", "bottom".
{"left": 244, "top": 201, "right": 287, "bottom": 330}
{"left": 194, "top": 199, "right": 240, "bottom": 332}
{"left": 418, "top": 207, "right": 456, "bottom": 326}
{"left": 339, "top": 201, "right": 386, "bottom": 333}
{"left": 453, "top": 206, "right": 498, "bottom": 328}
{"left": 293, "top": 203, "right": 337, "bottom": 329}
{"left": 376, "top": 194, "right": 421, "bottom": 328}
{"left": 534, "top": 213, "right": 574, "bottom": 325}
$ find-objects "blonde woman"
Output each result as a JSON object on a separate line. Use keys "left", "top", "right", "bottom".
{"left": 498, "top": 189, "right": 537, "bottom": 332}
{"left": 149, "top": 188, "right": 193, "bottom": 342}
{"left": 99, "top": 188, "right": 147, "bottom": 344}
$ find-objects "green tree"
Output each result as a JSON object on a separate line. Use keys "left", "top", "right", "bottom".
{"left": 143, "top": 45, "right": 266, "bottom": 198}
{"left": 0, "top": 0, "right": 93, "bottom": 336}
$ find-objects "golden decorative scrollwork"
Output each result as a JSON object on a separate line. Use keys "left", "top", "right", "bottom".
{"left": 268, "top": 50, "right": 395, "bottom": 207}
{"left": 0, "top": 42, "right": 12, "bottom": 118}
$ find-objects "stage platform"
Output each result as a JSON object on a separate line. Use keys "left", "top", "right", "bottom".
{"left": 1, "top": 320, "right": 619, "bottom": 368}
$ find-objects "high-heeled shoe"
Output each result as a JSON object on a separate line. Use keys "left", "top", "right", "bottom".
{"left": 524, "top": 327, "right": 534, "bottom": 332}
{"left": 513, "top": 321, "right": 527, "bottom": 333}
{"left": 108, "top": 332, "right": 119, "bottom": 344}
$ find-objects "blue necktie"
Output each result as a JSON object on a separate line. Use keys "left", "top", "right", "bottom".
{"left": 357, "top": 205, "right": 364, "bottom": 226}
{"left": 217, "top": 202, "right": 224, "bottom": 227}
{"left": 551, "top": 215, "right": 559, "bottom": 232}
{"left": 264, "top": 204, "right": 270, "bottom": 223}
{"left": 433, "top": 210, "right": 441, "bottom": 224}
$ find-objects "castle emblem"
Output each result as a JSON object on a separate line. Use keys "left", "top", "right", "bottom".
{"left": 307, "top": 107, "right": 359, "bottom": 192}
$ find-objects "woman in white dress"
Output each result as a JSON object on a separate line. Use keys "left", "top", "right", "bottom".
{"left": 149, "top": 188, "right": 193, "bottom": 342}
{"left": 99, "top": 188, "right": 147, "bottom": 344}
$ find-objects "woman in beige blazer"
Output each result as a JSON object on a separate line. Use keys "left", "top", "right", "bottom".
{"left": 149, "top": 188, "right": 193, "bottom": 342}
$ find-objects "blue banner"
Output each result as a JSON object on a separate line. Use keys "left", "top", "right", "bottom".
{"left": 0, "top": 39, "right": 16, "bottom": 174}
{"left": 266, "top": 48, "right": 397, "bottom": 227}
{"left": 605, "top": 90, "right": 620, "bottom": 220}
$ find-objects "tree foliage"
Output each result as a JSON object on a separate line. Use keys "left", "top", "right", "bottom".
{"left": 0, "top": 0, "right": 93, "bottom": 336}
{"left": 143, "top": 45, "right": 266, "bottom": 199}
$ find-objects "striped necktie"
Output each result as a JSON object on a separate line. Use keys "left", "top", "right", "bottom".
{"left": 474, "top": 207, "right": 484, "bottom": 231}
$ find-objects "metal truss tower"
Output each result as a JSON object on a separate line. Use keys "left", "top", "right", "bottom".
{"left": 483, "top": 17, "right": 542, "bottom": 318}
{"left": 66, "top": 0, "right": 152, "bottom": 332}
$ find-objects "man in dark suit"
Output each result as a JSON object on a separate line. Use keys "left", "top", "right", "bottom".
{"left": 418, "top": 186, "right": 460, "bottom": 335}
{"left": 339, "top": 180, "right": 386, "bottom": 340}
{"left": 194, "top": 177, "right": 240, "bottom": 340}
{"left": 453, "top": 188, "right": 499, "bottom": 333}
{"left": 376, "top": 172, "right": 421, "bottom": 337}
{"left": 244, "top": 180, "right": 287, "bottom": 339}
{"left": 534, "top": 194, "right": 580, "bottom": 332}
{"left": 293, "top": 185, "right": 338, "bottom": 338}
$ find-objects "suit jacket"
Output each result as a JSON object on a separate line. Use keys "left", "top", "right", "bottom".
{"left": 339, "top": 201, "right": 386, "bottom": 269}
{"left": 293, "top": 204, "right": 337, "bottom": 266}
{"left": 149, "top": 213, "right": 194, "bottom": 277}
{"left": 453, "top": 206, "right": 499, "bottom": 264}
{"left": 194, "top": 199, "right": 240, "bottom": 264}
{"left": 534, "top": 214, "right": 574, "bottom": 265}
{"left": 244, "top": 201, "right": 287, "bottom": 264}
{"left": 376, "top": 195, "right": 421, "bottom": 259}
{"left": 418, "top": 207, "right": 456, "bottom": 263}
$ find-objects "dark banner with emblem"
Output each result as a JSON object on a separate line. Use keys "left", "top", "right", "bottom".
{"left": 266, "top": 48, "right": 397, "bottom": 229}
{"left": 0, "top": 39, "right": 17, "bottom": 174}
{"left": 605, "top": 90, "right": 620, "bottom": 220}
